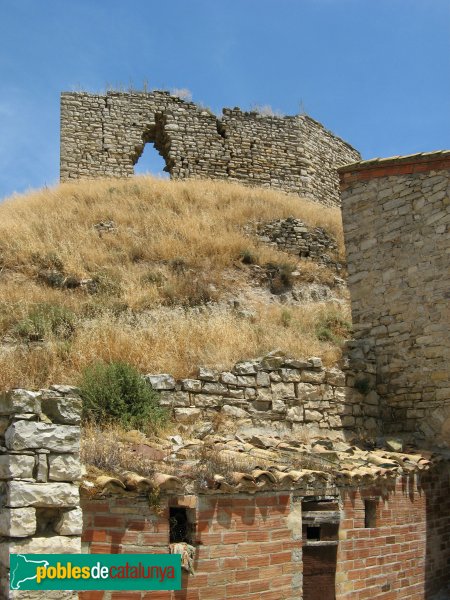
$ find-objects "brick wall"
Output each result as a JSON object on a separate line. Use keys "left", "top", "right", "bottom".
{"left": 337, "top": 466, "right": 450, "bottom": 599}
{"left": 79, "top": 465, "right": 450, "bottom": 599}
{"left": 80, "top": 491, "right": 301, "bottom": 600}
{"left": 60, "top": 91, "right": 360, "bottom": 207}
{"left": 339, "top": 154, "right": 450, "bottom": 440}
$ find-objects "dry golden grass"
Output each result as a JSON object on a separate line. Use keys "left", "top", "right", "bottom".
{"left": 0, "top": 176, "right": 349, "bottom": 389}
{"left": 81, "top": 422, "right": 157, "bottom": 477}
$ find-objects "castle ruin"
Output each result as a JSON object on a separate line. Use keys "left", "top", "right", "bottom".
{"left": 60, "top": 91, "right": 360, "bottom": 207}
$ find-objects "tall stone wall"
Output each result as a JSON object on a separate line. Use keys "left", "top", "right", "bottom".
{"left": 0, "top": 387, "right": 82, "bottom": 599}
{"left": 339, "top": 152, "right": 450, "bottom": 441}
{"left": 60, "top": 91, "right": 360, "bottom": 207}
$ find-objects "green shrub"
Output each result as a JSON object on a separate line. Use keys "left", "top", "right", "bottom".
{"left": 280, "top": 309, "right": 293, "bottom": 328}
{"left": 86, "top": 271, "right": 122, "bottom": 297}
{"left": 266, "top": 261, "right": 296, "bottom": 294}
{"left": 315, "top": 311, "right": 351, "bottom": 344}
{"left": 15, "top": 303, "right": 77, "bottom": 341}
{"left": 80, "top": 361, "right": 168, "bottom": 434}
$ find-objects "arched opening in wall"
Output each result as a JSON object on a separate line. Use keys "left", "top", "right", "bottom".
{"left": 133, "top": 114, "right": 173, "bottom": 179}
{"left": 134, "top": 142, "right": 169, "bottom": 178}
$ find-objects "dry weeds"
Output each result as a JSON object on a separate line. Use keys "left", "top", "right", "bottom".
{"left": 0, "top": 176, "right": 349, "bottom": 389}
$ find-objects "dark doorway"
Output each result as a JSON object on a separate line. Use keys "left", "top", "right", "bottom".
{"left": 302, "top": 497, "right": 339, "bottom": 600}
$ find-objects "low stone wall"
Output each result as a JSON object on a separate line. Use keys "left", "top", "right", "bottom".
{"left": 146, "top": 352, "right": 381, "bottom": 440}
{"left": 0, "top": 387, "right": 82, "bottom": 599}
{"left": 254, "top": 217, "right": 339, "bottom": 267}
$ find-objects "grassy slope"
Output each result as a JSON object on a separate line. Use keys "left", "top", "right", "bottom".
{"left": 0, "top": 176, "right": 350, "bottom": 389}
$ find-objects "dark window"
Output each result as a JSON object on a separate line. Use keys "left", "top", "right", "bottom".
{"left": 169, "top": 507, "right": 193, "bottom": 543}
{"left": 306, "top": 526, "right": 321, "bottom": 540}
{"left": 364, "top": 500, "right": 377, "bottom": 528}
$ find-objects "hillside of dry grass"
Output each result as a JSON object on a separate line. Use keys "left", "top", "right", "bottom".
{"left": 0, "top": 176, "right": 350, "bottom": 389}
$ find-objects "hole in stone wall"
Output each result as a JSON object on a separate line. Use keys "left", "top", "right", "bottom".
{"left": 35, "top": 508, "right": 62, "bottom": 535}
{"left": 134, "top": 142, "right": 169, "bottom": 178}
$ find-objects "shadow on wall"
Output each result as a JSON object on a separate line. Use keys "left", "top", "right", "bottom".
{"left": 424, "top": 465, "right": 450, "bottom": 599}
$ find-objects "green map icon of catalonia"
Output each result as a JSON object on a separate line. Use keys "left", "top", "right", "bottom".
{"left": 10, "top": 555, "right": 49, "bottom": 590}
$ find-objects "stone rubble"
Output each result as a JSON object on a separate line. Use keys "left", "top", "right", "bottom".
{"left": 253, "top": 217, "right": 340, "bottom": 268}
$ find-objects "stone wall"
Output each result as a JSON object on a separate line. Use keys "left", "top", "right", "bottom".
{"left": 0, "top": 387, "right": 82, "bottom": 599}
{"left": 339, "top": 152, "right": 450, "bottom": 441}
{"left": 60, "top": 91, "right": 360, "bottom": 206}
{"left": 145, "top": 352, "right": 381, "bottom": 441}
{"left": 253, "top": 217, "right": 339, "bottom": 268}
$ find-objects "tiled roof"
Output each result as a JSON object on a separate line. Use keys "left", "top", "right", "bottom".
{"left": 338, "top": 150, "right": 450, "bottom": 173}
{"left": 81, "top": 433, "right": 444, "bottom": 497}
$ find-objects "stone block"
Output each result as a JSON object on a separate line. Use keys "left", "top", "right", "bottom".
{"left": 48, "top": 454, "right": 82, "bottom": 482}
{"left": 220, "top": 372, "right": 238, "bottom": 385}
{"left": 233, "top": 361, "right": 257, "bottom": 375}
{"left": 301, "top": 370, "right": 325, "bottom": 384}
{"left": 191, "top": 394, "right": 222, "bottom": 408}
{"left": 271, "top": 382, "right": 295, "bottom": 400}
{"left": 158, "top": 391, "right": 190, "bottom": 407}
{"left": 0, "top": 390, "right": 41, "bottom": 416}
{"left": 325, "top": 368, "right": 346, "bottom": 386}
{"left": 0, "top": 454, "right": 35, "bottom": 480}
{"left": 5, "top": 421, "right": 80, "bottom": 452}
{"left": 144, "top": 374, "right": 176, "bottom": 390}
{"left": 0, "top": 507, "right": 36, "bottom": 537}
{"left": 296, "top": 383, "right": 322, "bottom": 401}
{"left": 201, "top": 382, "right": 227, "bottom": 395}
{"left": 54, "top": 507, "right": 83, "bottom": 535}
{"left": 280, "top": 368, "right": 302, "bottom": 383}
{"left": 41, "top": 395, "right": 82, "bottom": 425}
{"left": 3, "top": 481, "right": 79, "bottom": 508}
{"left": 198, "top": 368, "right": 219, "bottom": 382}
{"left": 174, "top": 408, "right": 202, "bottom": 423}
{"left": 35, "top": 453, "right": 48, "bottom": 482}
{"left": 181, "top": 379, "right": 202, "bottom": 392}
{"left": 287, "top": 407, "right": 304, "bottom": 422}
{"left": 221, "top": 405, "right": 249, "bottom": 419}
{"left": 256, "top": 372, "right": 270, "bottom": 387}
{"left": 304, "top": 410, "right": 322, "bottom": 422}
{"left": 0, "top": 536, "right": 81, "bottom": 565}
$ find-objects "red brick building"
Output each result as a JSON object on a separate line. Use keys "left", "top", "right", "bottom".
{"left": 79, "top": 456, "right": 449, "bottom": 600}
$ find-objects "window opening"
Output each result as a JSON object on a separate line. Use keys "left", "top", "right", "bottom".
{"left": 169, "top": 507, "right": 193, "bottom": 544}
{"left": 306, "top": 526, "right": 321, "bottom": 541}
{"left": 364, "top": 499, "right": 377, "bottom": 528}
{"left": 134, "top": 142, "right": 169, "bottom": 178}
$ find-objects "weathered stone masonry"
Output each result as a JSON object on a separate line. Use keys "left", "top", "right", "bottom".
{"left": 339, "top": 152, "right": 450, "bottom": 441}
{"left": 0, "top": 387, "right": 82, "bottom": 600}
{"left": 60, "top": 91, "right": 360, "bottom": 206}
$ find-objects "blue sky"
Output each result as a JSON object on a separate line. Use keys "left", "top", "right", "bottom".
{"left": 0, "top": 0, "right": 449, "bottom": 199}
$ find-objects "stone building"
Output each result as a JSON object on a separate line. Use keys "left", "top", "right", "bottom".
{"left": 60, "top": 91, "right": 360, "bottom": 207}
{"left": 339, "top": 151, "right": 450, "bottom": 442}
